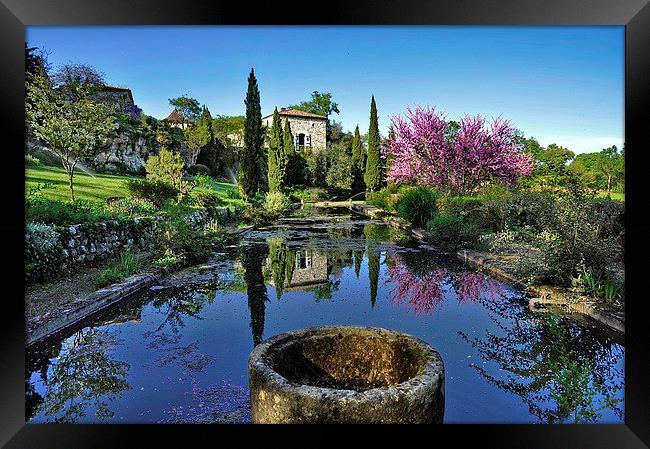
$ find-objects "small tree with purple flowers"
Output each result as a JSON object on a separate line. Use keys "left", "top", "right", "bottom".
{"left": 384, "top": 106, "right": 533, "bottom": 194}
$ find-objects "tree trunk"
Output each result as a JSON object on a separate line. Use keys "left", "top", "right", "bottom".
{"left": 68, "top": 170, "right": 75, "bottom": 202}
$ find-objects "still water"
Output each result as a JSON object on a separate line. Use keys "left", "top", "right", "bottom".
{"left": 25, "top": 209, "right": 624, "bottom": 424}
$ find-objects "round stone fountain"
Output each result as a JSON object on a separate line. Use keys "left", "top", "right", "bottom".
{"left": 248, "top": 326, "right": 445, "bottom": 424}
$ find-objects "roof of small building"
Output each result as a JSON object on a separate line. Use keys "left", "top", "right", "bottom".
{"left": 262, "top": 108, "right": 327, "bottom": 121}
{"left": 164, "top": 109, "right": 185, "bottom": 123}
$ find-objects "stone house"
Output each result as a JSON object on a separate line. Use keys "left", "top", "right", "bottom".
{"left": 91, "top": 84, "right": 135, "bottom": 113}
{"left": 261, "top": 108, "right": 327, "bottom": 152}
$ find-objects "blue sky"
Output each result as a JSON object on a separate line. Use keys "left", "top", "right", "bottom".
{"left": 27, "top": 26, "right": 624, "bottom": 154}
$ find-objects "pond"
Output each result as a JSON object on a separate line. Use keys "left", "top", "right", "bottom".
{"left": 25, "top": 208, "right": 624, "bottom": 424}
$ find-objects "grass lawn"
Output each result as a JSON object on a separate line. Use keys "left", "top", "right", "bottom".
{"left": 596, "top": 191, "right": 625, "bottom": 202}
{"left": 26, "top": 165, "right": 242, "bottom": 205}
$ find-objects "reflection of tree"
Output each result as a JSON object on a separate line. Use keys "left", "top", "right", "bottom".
{"left": 353, "top": 250, "right": 363, "bottom": 278}
{"left": 385, "top": 253, "right": 506, "bottom": 314}
{"left": 385, "top": 253, "right": 447, "bottom": 314}
{"left": 459, "top": 299, "right": 624, "bottom": 423}
{"left": 367, "top": 243, "right": 380, "bottom": 308}
{"left": 267, "top": 236, "right": 295, "bottom": 300}
{"left": 151, "top": 280, "right": 218, "bottom": 333}
{"left": 39, "top": 328, "right": 131, "bottom": 422}
{"left": 241, "top": 244, "right": 269, "bottom": 346}
{"left": 306, "top": 279, "right": 341, "bottom": 301}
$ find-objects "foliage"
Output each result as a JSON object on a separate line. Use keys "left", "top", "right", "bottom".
{"left": 288, "top": 91, "right": 339, "bottom": 118}
{"left": 144, "top": 148, "right": 194, "bottom": 201}
{"left": 426, "top": 213, "right": 481, "bottom": 247}
{"left": 569, "top": 146, "right": 624, "bottom": 196}
{"left": 238, "top": 68, "right": 264, "bottom": 199}
{"left": 283, "top": 119, "right": 305, "bottom": 185}
{"left": 267, "top": 236, "right": 295, "bottom": 300}
{"left": 126, "top": 178, "right": 178, "bottom": 208}
{"left": 187, "top": 164, "right": 211, "bottom": 177}
{"left": 26, "top": 72, "right": 118, "bottom": 201}
{"left": 351, "top": 125, "right": 365, "bottom": 192}
{"left": 27, "top": 197, "right": 115, "bottom": 226}
{"left": 325, "top": 142, "right": 353, "bottom": 191}
{"left": 385, "top": 106, "right": 533, "bottom": 194}
{"left": 95, "top": 249, "right": 139, "bottom": 288}
{"left": 185, "top": 106, "right": 214, "bottom": 166}
{"left": 286, "top": 185, "right": 328, "bottom": 202}
{"left": 26, "top": 154, "right": 43, "bottom": 167}
{"left": 304, "top": 150, "right": 329, "bottom": 188}
{"left": 573, "top": 264, "right": 624, "bottom": 304}
{"left": 152, "top": 255, "right": 179, "bottom": 268}
{"left": 263, "top": 192, "right": 292, "bottom": 216}
{"left": 190, "top": 190, "right": 226, "bottom": 216}
{"left": 394, "top": 186, "right": 439, "bottom": 227}
{"left": 25, "top": 222, "right": 66, "bottom": 283}
{"left": 168, "top": 95, "right": 201, "bottom": 126}
{"left": 364, "top": 96, "right": 383, "bottom": 191}
{"left": 267, "top": 108, "right": 288, "bottom": 193}
{"left": 155, "top": 217, "right": 221, "bottom": 266}
{"left": 105, "top": 197, "right": 157, "bottom": 217}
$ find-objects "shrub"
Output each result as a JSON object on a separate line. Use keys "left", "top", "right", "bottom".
{"left": 25, "top": 154, "right": 43, "bottom": 167}
{"left": 188, "top": 164, "right": 211, "bottom": 177}
{"left": 95, "top": 249, "right": 139, "bottom": 288}
{"left": 106, "top": 197, "right": 157, "bottom": 218}
{"left": 126, "top": 178, "right": 179, "bottom": 208}
{"left": 366, "top": 189, "right": 391, "bottom": 211}
{"left": 155, "top": 218, "right": 213, "bottom": 266}
{"left": 190, "top": 190, "right": 226, "bottom": 216}
{"left": 286, "top": 185, "right": 328, "bottom": 203}
{"left": 25, "top": 222, "right": 65, "bottom": 283}
{"left": 226, "top": 189, "right": 242, "bottom": 200}
{"left": 144, "top": 148, "right": 195, "bottom": 201}
{"left": 394, "top": 186, "right": 439, "bottom": 228}
{"left": 241, "top": 206, "right": 275, "bottom": 225}
{"left": 26, "top": 198, "right": 114, "bottom": 226}
{"left": 263, "top": 192, "right": 292, "bottom": 215}
{"left": 426, "top": 213, "right": 483, "bottom": 247}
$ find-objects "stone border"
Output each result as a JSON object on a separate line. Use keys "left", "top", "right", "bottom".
{"left": 26, "top": 267, "right": 171, "bottom": 347}
{"left": 457, "top": 249, "right": 625, "bottom": 334}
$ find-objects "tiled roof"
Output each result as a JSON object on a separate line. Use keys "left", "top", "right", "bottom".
{"left": 164, "top": 109, "right": 184, "bottom": 123}
{"left": 262, "top": 108, "right": 327, "bottom": 121}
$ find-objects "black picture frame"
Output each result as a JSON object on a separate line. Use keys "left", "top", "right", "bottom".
{"left": 1, "top": 0, "right": 648, "bottom": 446}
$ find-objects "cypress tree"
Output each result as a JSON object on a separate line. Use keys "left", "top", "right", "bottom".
{"left": 353, "top": 250, "right": 364, "bottom": 278}
{"left": 267, "top": 107, "right": 285, "bottom": 193}
{"left": 238, "top": 68, "right": 263, "bottom": 199}
{"left": 243, "top": 243, "right": 269, "bottom": 347}
{"left": 368, "top": 245, "right": 379, "bottom": 308}
{"left": 283, "top": 119, "right": 301, "bottom": 185}
{"left": 351, "top": 125, "right": 365, "bottom": 192}
{"left": 364, "top": 95, "right": 382, "bottom": 191}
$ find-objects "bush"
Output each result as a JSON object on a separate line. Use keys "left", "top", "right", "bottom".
{"left": 25, "top": 154, "right": 43, "bottom": 167}
{"left": 190, "top": 190, "right": 226, "bottom": 216}
{"left": 25, "top": 222, "right": 66, "bottom": 283}
{"left": 126, "top": 178, "right": 179, "bottom": 208}
{"left": 263, "top": 192, "right": 292, "bottom": 215}
{"left": 95, "top": 249, "right": 139, "bottom": 288}
{"left": 155, "top": 218, "right": 213, "bottom": 266}
{"left": 241, "top": 206, "right": 276, "bottom": 225}
{"left": 226, "top": 189, "right": 242, "bottom": 200}
{"left": 394, "top": 186, "right": 439, "bottom": 228}
{"left": 26, "top": 198, "right": 114, "bottom": 226}
{"left": 286, "top": 185, "right": 328, "bottom": 203}
{"left": 366, "top": 189, "right": 391, "bottom": 211}
{"left": 106, "top": 197, "right": 157, "bottom": 218}
{"left": 188, "top": 164, "right": 211, "bottom": 177}
{"left": 426, "top": 213, "right": 481, "bottom": 247}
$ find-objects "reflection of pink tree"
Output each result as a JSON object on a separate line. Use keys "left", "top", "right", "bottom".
{"left": 385, "top": 255, "right": 447, "bottom": 314}
{"left": 454, "top": 271, "right": 506, "bottom": 304}
{"left": 385, "top": 254, "right": 506, "bottom": 315}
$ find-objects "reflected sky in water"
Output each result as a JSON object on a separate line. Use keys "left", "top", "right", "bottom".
{"left": 26, "top": 210, "right": 624, "bottom": 424}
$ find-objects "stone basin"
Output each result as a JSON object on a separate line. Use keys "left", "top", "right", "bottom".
{"left": 248, "top": 326, "right": 445, "bottom": 423}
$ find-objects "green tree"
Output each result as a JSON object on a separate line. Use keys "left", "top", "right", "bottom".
{"left": 267, "top": 108, "right": 287, "bottom": 193}
{"left": 26, "top": 73, "right": 116, "bottom": 201}
{"left": 288, "top": 91, "right": 339, "bottom": 118}
{"left": 144, "top": 148, "right": 194, "bottom": 201}
{"left": 185, "top": 106, "right": 214, "bottom": 166}
{"left": 596, "top": 145, "right": 624, "bottom": 197}
{"left": 168, "top": 96, "right": 201, "bottom": 127}
{"left": 241, "top": 243, "right": 269, "bottom": 346}
{"left": 364, "top": 95, "right": 383, "bottom": 191}
{"left": 325, "top": 142, "right": 353, "bottom": 190}
{"left": 238, "top": 68, "right": 264, "bottom": 199}
{"left": 351, "top": 125, "right": 365, "bottom": 192}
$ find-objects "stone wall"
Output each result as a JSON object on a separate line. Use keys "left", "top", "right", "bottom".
{"left": 263, "top": 115, "right": 327, "bottom": 151}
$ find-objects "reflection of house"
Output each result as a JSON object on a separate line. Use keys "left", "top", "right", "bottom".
{"left": 285, "top": 249, "right": 328, "bottom": 291}
{"left": 261, "top": 108, "right": 327, "bottom": 152}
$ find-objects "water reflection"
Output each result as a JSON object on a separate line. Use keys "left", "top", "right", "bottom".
{"left": 29, "top": 328, "right": 131, "bottom": 422}
{"left": 458, "top": 298, "right": 624, "bottom": 423}
{"left": 242, "top": 243, "right": 269, "bottom": 346}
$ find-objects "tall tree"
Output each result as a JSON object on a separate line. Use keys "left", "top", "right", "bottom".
{"left": 364, "top": 96, "right": 383, "bottom": 191}
{"left": 267, "top": 108, "right": 287, "bottom": 193}
{"left": 168, "top": 95, "right": 201, "bottom": 128}
{"left": 238, "top": 68, "right": 264, "bottom": 199}
{"left": 283, "top": 119, "right": 303, "bottom": 185}
{"left": 351, "top": 125, "right": 365, "bottom": 192}
{"left": 26, "top": 72, "right": 116, "bottom": 201}
{"left": 368, "top": 245, "right": 380, "bottom": 308}
{"left": 596, "top": 145, "right": 624, "bottom": 197}
{"left": 288, "top": 91, "right": 339, "bottom": 118}
{"left": 242, "top": 244, "right": 269, "bottom": 347}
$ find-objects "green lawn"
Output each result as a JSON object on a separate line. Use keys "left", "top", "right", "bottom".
{"left": 26, "top": 166, "right": 135, "bottom": 202}
{"left": 26, "top": 165, "right": 241, "bottom": 205}
{"left": 596, "top": 191, "right": 625, "bottom": 202}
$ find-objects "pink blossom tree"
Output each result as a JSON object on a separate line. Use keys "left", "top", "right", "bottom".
{"left": 383, "top": 106, "right": 533, "bottom": 194}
